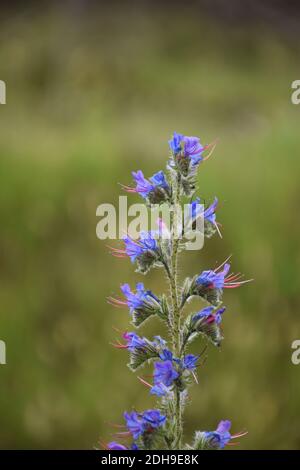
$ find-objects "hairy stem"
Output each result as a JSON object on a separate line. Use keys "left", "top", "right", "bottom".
{"left": 168, "top": 172, "right": 183, "bottom": 449}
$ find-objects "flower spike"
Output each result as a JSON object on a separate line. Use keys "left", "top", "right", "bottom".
{"left": 104, "top": 132, "right": 250, "bottom": 450}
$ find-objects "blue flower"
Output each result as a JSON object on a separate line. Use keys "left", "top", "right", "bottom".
{"left": 214, "top": 307, "right": 226, "bottom": 324}
{"left": 192, "top": 306, "right": 214, "bottom": 322}
{"left": 124, "top": 409, "right": 166, "bottom": 440}
{"left": 131, "top": 170, "right": 153, "bottom": 197}
{"left": 124, "top": 411, "right": 145, "bottom": 440}
{"left": 153, "top": 360, "right": 179, "bottom": 390}
{"left": 122, "top": 332, "right": 147, "bottom": 352}
{"left": 203, "top": 420, "right": 246, "bottom": 449}
{"left": 189, "top": 198, "right": 203, "bottom": 221}
{"left": 120, "top": 283, "right": 151, "bottom": 312}
{"left": 192, "top": 306, "right": 226, "bottom": 325}
{"left": 142, "top": 409, "right": 166, "bottom": 428}
{"left": 123, "top": 232, "right": 158, "bottom": 262}
{"left": 150, "top": 171, "right": 169, "bottom": 189}
{"left": 123, "top": 170, "right": 171, "bottom": 204}
{"left": 110, "top": 231, "right": 162, "bottom": 274}
{"left": 182, "top": 354, "right": 199, "bottom": 371}
{"left": 108, "top": 282, "right": 162, "bottom": 327}
{"left": 188, "top": 197, "right": 221, "bottom": 238}
{"left": 150, "top": 382, "right": 170, "bottom": 397}
{"left": 169, "top": 132, "right": 205, "bottom": 166}
{"left": 182, "top": 136, "right": 205, "bottom": 166}
{"left": 159, "top": 348, "right": 174, "bottom": 362}
{"left": 107, "top": 441, "right": 139, "bottom": 450}
{"left": 196, "top": 263, "right": 231, "bottom": 290}
{"left": 204, "top": 197, "right": 218, "bottom": 225}
{"left": 190, "top": 306, "right": 227, "bottom": 347}
{"left": 204, "top": 420, "right": 232, "bottom": 449}
{"left": 193, "top": 262, "right": 251, "bottom": 305}
{"left": 168, "top": 132, "right": 183, "bottom": 155}
{"left": 107, "top": 441, "right": 128, "bottom": 450}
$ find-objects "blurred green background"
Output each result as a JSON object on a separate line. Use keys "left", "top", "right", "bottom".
{"left": 0, "top": 1, "right": 300, "bottom": 449}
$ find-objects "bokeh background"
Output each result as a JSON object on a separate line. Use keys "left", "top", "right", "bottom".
{"left": 0, "top": 0, "right": 300, "bottom": 450}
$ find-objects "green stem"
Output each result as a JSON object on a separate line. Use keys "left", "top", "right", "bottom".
{"left": 168, "top": 173, "right": 183, "bottom": 449}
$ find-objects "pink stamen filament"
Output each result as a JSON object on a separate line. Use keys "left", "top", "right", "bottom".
{"left": 214, "top": 255, "right": 232, "bottom": 273}
{"left": 138, "top": 376, "right": 152, "bottom": 388}
{"left": 110, "top": 342, "right": 128, "bottom": 349}
{"left": 232, "top": 430, "right": 248, "bottom": 439}
{"left": 214, "top": 222, "right": 222, "bottom": 238}
{"left": 107, "top": 296, "right": 127, "bottom": 307}
{"left": 113, "top": 431, "right": 131, "bottom": 438}
{"left": 224, "top": 279, "right": 253, "bottom": 288}
{"left": 105, "top": 422, "right": 126, "bottom": 429}
{"left": 203, "top": 138, "right": 219, "bottom": 161}
{"left": 120, "top": 184, "right": 137, "bottom": 193}
{"left": 225, "top": 272, "right": 242, "bottom": 282}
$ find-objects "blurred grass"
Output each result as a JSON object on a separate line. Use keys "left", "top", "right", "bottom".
{"left": 0, "top": 4, "right": 300, "bottom": 449}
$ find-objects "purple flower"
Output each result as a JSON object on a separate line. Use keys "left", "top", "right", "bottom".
{"left": 123, "top": 232, "right": 158, "bottom": 262}
{"left": 204, "top": 420, "right": 247, "bottom": 449}
{"left": 149, "top": 360, "right": 178, "bottom": 396}
{"left": 110, "top": 231, "right": 158, "bottom": 262}
{"left": 214, "top": 307, "right": 226, "bottom": 324}
{"left": 108, "top": 282, "right": 162, "bottom": 328}
{"left": 121, "top": 283, "right": 152, "bottom": 311}
{"left": 193, "top": 306, "right": 226, "bottom": 325}
{"left": 193, "top": 262, "right": 252, "bottom": 305}
{"left": 110, "top": 231, "right": 162, "bottom": 274}
{"left": 124, "top": 411, "right": 145, "bottom": 440}
{"left": 150, "top": 171, "right": 169, "bottom": 189}
{"left": 152, "top": 360, "right": 179, "bottom": 395}
{"left": 122, "top": 332, "right": 147, "bottom": 352}
{"left": 169, "top": 132, "right": 183, "bottom": 154}
{"left": 142, "top": 409, "right": 166, "bottom": 428}
{"left": 106, "top": 441, "right": 139, "bottom": 450}
{"left": 169, "top": 132, "right": 205, "bottom": 166}
{"left": 159, "top": 349, "right": 174, "bottom": 362}
{"left": 182, "top": 354, "right": 199, "bottom": 370}
{"left": 122, "top": 170, "right": 171, "bottom": 204}
{"left": 182, "top": 136, "right": 205, "bottom": 166}
{"left": 196, "top": 263, "right": 231, "bottom": 290}
{"left": 190, "top": 306, "right": 227, "bottom": 347}
{"left": 188, "top": 197, "right": 221, "bottom": 238}
{"left": 204, "top": 197, "right": 218, "bottom": 225}
{"left": 124, "top": 409, "right": 166, "bottom": 439}
{"left": 189, "top": 198, "right": 203, "bottom": 221}
{"left": 131, "top": 170, "right": 153, "bottom": 197}
{"left": 107, "top": 441, "right": 128, "bottom": 450}
{"left": 150, "top": 382, "right": 169, "bottom": 397}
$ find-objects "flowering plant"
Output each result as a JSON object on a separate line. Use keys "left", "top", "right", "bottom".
{"left": 105, "top": 132, "right": 251, "bottom": 450}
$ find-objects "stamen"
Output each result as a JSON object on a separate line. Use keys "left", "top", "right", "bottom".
{"left": 224, "top": 279, "right": 253, "bottom": 288}
{"left": 119, "top": 183, "right": 137, "bottom": 193}
{"left": 138, "top": 376, "right": 152, "bottom": 388}
{"left": 104, "top": 422, "right": 126, "bottom": 429}
{"left": 214, "top": 255, "right": 232, "bottom": 273}
{"left": 214, "top": 222, "right": 223, "bottom": 238}
{"left": 110, "top": 341, "right": 127, "bottom": 349}
{"left": 225, "top": 272, "right": 242, "bottom": 282}
{"left": 203, "top": 138, "right": 219, "bottom": 161}
{"left": 231, "top": 430, "right": 248, "bottom": 439}
{"left": 113, "top": 431, "right": 131, "bottom": 438}
{"left": 107, "top": 296, "right": 127, "bottom": 307}
{"left": 192, "top": 370, "right": 198, "bottom": 384}
{"left": 98, "top": 438, "right": 108, "bottom": 450}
